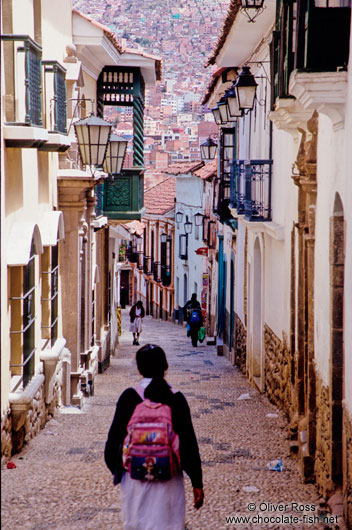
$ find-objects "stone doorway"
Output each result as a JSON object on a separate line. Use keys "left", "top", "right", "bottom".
{"left": 329, "top": 192, "right": 345, "bottom": 488}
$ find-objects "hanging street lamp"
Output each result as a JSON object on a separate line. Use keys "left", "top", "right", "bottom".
{"left": 184, "top": 220, "right": 193, "bottom": 234}
{"left": 225, "top": 82, "right": 244, "bottom": 119}
{"left": 200, "top": 137, "right": 218, "bottom": 161}
{"left": 160, "top": 233, "right": 168, "bottom": 243}
{"left": 217, "top": 94, "right": 230, "bottom": 124}
{"left": 176, "top": 211, "right": 184, "bottom": 224}
{"left": 240, "top": 0, "right": 266, "bottom": 23}
{"left": 234, "top": 66, "right": 258, "bottom": 111}
{"left": 194, "top": 212, "right": 204, "bottom": 226}
{"left": 73, "top": 114, "right": 112, "bottom": 169}
{"left": 211, "top": 105, "right": 222, "bottom": 125}
{"left": 103, "top": 134, "right": 128, "bottom": 178}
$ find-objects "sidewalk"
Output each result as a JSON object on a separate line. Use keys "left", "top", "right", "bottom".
{"left": 1, "top": 310, "right": 334, "bottom": 529}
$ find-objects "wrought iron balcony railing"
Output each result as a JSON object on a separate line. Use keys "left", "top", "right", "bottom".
{"left": 143, "top": 256, "right": 152, "bottom": 275}
{"left": 152, "top": 261, "right": 161, "bottom": 282}
{"left": 161, "top": 264, "right": 171, "bottom": 287}
{"left": 126, "top": 246, "right": 138, "bottom": 263}
{"left": 42, "top": 61, "right": 67, "bottom": 134}
{"left": 2, "top": 35, "right": 43, "bottom": 127}
{"left": 214, "top": 179, "right": 232, "bottom": 222}
{"left": 230, "top": 160, "right": 272, "bottom": 222}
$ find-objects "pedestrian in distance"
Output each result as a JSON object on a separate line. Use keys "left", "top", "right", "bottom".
{"left": 104, "top": 343, "right": 204, "bottom": 530}
{"left": 129, "top": 300, "right": 145, "bottom": 345}
{"left": 183, "top": 293, "right": 203, "bottom": 347}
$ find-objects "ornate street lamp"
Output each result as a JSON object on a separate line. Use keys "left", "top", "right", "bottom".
{"left": 225, "top": 82, "right": 243, "bottom": 119}
{"left": 200, "top": 137, "right": 217, "bottom": 161}
{"left": 73, "top": 114, "right": 112, "bottom": 169}
{"left": 194, "top": 212, "right": 204, "bottom": 226}
{"left": 240, "top": 0, "right": 265, "bottom": 23}
{"left": 176, "top": 211, "right": 184, "bottom": 224}
{"left": 217, "top": 94, "right": 233, "bottom": 124}
{"left": 184, "top": 220, "right": 193, "bottom": 234}
{"left": 103, "top": 134, "right": 128, "bottom": 178}
{"left": 211, "top": 105, "right": 222, "bottom": 125}
{"left": 234, "top": 66, "right": 258, "bottom": 111}
{"left": 160, "top": 233, "right": 168, "bottom": 243}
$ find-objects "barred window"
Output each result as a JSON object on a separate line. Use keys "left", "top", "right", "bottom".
{"left": 10, "top": 242, "right": 36, "bottom": 388}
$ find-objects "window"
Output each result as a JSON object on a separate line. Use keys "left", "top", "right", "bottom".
{"left": 41, "top": 244, "right": 59, "bottom": 347}
{"left": 10, "top": 242, "right": 36, "bottom": 388}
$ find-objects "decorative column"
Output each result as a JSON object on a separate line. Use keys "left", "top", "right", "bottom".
{"left": 292, "top": 111, "right": 318, "bottom": 481}
{"left": 58, "top": 170, "right": 97, "bottom": 406}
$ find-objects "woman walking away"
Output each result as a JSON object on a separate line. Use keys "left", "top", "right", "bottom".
{"left": 104, "top": 344, "right": 204, "bottom": 530}
{"left": 129, "top": 301, "right": 145, "bottom": 345}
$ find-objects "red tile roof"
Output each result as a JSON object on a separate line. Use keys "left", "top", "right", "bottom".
{"left": 162, "top": 161, "right": 204, "bottom": 175}
{"left": 144, "top": 177, "right": 176, "bottom": 215}
{"left": 73, "top": 10, "right": 162, "bottom": 81}
{"left": 205, "top": 0, "right": 241, "bottom": 67}
{"left": 73, "top": 10, "right": 124, "bottom": 53}
{"left": 194, "top": 159, "right": 217, "bottom": 180}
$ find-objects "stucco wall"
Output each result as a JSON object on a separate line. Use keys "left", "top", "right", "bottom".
{"left": 175, "top": 174, "right": 204, "bottom": 308}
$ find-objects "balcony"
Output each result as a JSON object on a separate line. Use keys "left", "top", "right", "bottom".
{"left": 39, "top": 61, "right": 70, "bottom": 152}
{"left": 143, "top": 256, "right": 152, "bottom": 275}
{"left": 126, "top": 245, "right": 138, "bottom": 263}
{"left": 271, "top": 3, "right": 351, "bottom": 105}
{"left": 2, "top": 35, "right": 48, "bottom": 148}
{"left": 99, "top": 168, "right": 145, "bottom": 220}
{"left": 161, "top": 264, "right": 171, "bottom": 287}
{"left": 152, "top": 261, "right": 161, "bottom": 282}
{"left": 214, "top": 179, "right": 232, "bottom": 222}
{"left": 230, "top": 160, "right": 272, "bottom": 222}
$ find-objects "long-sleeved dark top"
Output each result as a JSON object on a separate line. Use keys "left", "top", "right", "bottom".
{"left": 104, "top": 385, "right": 203, "bottom": 488}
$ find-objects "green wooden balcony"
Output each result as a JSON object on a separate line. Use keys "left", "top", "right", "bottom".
{"left": 272, "top": 1, "right": 351, "bottom": 103}
{"left": 2, "top": 35, "right": 43, "bottom": 127}
{"left": 96, "top": 168, "right": 145, "bottom": 220}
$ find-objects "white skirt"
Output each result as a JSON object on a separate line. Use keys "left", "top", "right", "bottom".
{"left": 129, "top": 317, "right": 142, "bottom": 334}
{"left": 120, "top": 471, "right": 185, "bottom": 530}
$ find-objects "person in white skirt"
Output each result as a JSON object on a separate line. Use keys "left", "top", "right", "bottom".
{"left": 129, "top": 301, "right": 145, "bottom": 345}
{"left": 104, "top": 344, "right": 204, "bottom": 530}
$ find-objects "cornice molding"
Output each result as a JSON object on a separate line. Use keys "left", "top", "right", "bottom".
{"left": 289, "top": 70, "right": 348, "bottom": 131}
{"left": 269, "top": 98, "right": 312, "bottom": 137}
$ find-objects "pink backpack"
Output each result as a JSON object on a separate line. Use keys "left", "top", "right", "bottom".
{"left": 122, "top": 386, "right": 181, "bottom": 481}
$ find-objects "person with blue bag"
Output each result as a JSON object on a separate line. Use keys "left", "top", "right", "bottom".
{"left": 183, "top": 293, "right": 203, "bottom": 347}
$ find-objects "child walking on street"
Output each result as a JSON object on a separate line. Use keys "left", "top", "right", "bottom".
{"left": 104, "top": 344, "right": 204, "bottom": 530}
{"left": 129, "top": 301, "right": 145, "bottom": 345}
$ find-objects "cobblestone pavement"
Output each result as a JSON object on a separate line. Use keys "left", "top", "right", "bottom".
{"left": 2, "top": 311, "right": 341, "bottom": 529}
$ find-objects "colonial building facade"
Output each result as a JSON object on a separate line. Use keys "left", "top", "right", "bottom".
{"left": 205, "top": 0, "right": 352, "bottom": 523}
{"left": 1, "top": 0, "right": 160, "bottom": 462}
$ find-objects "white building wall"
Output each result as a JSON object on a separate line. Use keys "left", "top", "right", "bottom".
{"left": 344, "top": 28, "right": 352, "bottom": 416}
{"left": 175, "top": 174, "right": 204, "bottom": 309}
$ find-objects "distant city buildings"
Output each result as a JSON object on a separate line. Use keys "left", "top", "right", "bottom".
{"left": 72, "top": 0, "right": 228, "bottom": 173}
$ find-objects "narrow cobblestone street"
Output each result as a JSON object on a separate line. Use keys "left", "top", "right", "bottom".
{"left": 2, "top": 311, "right": 331, "bottom": 530}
